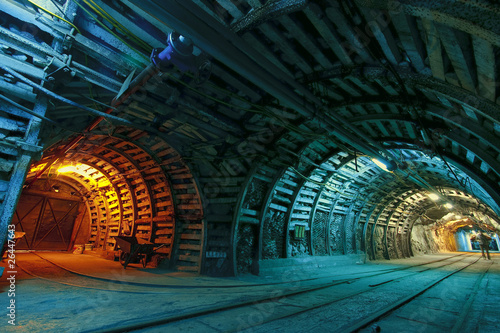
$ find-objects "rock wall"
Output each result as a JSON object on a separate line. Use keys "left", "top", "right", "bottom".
{"left": 411, "top": 223, "right": 444, "bottom": 254}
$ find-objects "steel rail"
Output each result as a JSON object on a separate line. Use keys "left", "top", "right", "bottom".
{"left": 84, "top": 254, "right": 474, "bottom": 333}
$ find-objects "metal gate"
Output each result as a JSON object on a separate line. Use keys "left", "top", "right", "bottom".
{"left": 12, "top": 193, "right": 85, "bottom": 251}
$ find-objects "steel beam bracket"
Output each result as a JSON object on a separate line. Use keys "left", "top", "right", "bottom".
{"left": 62, "top": 28, "right": 76, "bottom": 52}
{"left": 44, "top": 54, "right": 75, "bottom": 84}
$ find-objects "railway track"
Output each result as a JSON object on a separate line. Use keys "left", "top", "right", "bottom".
{"left": 11, "top": 252, "right": 487, "bottom": 333}
{"left": 14, "top": 252, "right": 468, "bottom": 292}
{"left": 62, "top": 253, "right": 474, "bottom": 333}
{"left": 351, "top": 257, "right": 494, "bottom": 333}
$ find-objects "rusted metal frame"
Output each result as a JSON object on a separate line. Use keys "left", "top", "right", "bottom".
{"left": 397, "top": 215, "right": 411, "bottom": 258}
{"left": 324, "top": 190, "right": 343, "bottom": 256}
{"left": 256, "top": 167, "right": 287, "bottom": 270}
{"left": 283, "top": 172, "right": 307, "bottom": 258}
{"left": 407, "top": 218, "right": 418, "bottom": 257}
{"left": 342, "top": 193, "right": 359, "bottom": 255}
{"left": 307, "top": 171, "right": 332, "bottom": 256}
{"left": 382, "top": 202, "right": 400, "bottom": 260}
{"left": 361, "top": 204, "right": 378, "bottom": 255}
{"left": 185, "top": 169, "right": 205, "bottom": 274}
{"left": 368, "top": 201, "right": 389, "bottom": 260}
{"left": 14, "top": 196, "right": 44, "bottom": 250}
{"left": 377, "top": 189, "right": 419, "bottom": 259}
{"left": 47, "top": 198, "right": 73, "bottom": 249}
{"left": 351, "top": 192, "right": 376, "bottom": 253}
{"left": 231, "top": 164, "right": 260, "bottom": 276}
{"left": 28, "top": 176, "right": 91, "bottom": 252}
{"left": 12, "top": 211, "right": 26, "bottom": 247}
{"left": 356, "top": 178, "right": 395, "bottom": 255}
{"left": 391, "top": 213, "right": 406, "bottom": 259}
{"left": 68, "top": 208, "right": 88, "bottom": 252}
{"left": 30, "top": 197, "right": 48, "bottom": 249}
{"left": 33, "top": 198, "right": 79, "bottom": 249}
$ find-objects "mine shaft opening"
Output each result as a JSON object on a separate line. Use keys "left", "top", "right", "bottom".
{"left": 12, "top": 131, "right": 203, "bottom": 271}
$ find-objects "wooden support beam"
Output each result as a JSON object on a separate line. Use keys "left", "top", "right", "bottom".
{"left": 436, "top": 24, "right": 477, "bottom": 92}
{"left": 259, "top": 22, "right": 313, "bottom": 73}
{"left": 390, "top": 12, "right": 426, "bottom": 71}
{"left": 421, "top": 18, "right": 446, "bottom": 81}
{"left": 473, "top": 36, "right": 497, "bottom": 102}
{"left": 304, "top": 4, "right": 353, "bottom": 65}
{"left": 360, "top": 7, "right": 403, "bottom": 65}
{"left": 277, "top": 16, "right": 332, "bottom": 69}
{"left": 326, "top": 7, "right": 373, "bottom": 63}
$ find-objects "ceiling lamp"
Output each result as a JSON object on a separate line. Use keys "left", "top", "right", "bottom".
{"left": 428, "top": 193, "right": 440, "bottom": 201}
{"left": 372, "top": 158, "right": 396, "bottom": 172}
{"left": 57, "top": 165, "right": 79, "bottom": 173}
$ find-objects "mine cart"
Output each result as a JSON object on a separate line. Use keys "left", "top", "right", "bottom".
{"left": 114, "top": 236, "right": 157, "bottom": 269}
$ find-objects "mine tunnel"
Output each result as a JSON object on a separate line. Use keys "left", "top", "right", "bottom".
{"left": 1, "top": 0, "right": 500, "bottom": 332}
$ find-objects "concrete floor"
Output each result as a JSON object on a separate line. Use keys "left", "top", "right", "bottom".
{"left": 0, "top": 251, "right": 498, "bottom": 332}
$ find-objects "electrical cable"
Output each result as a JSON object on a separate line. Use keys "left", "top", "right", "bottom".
{"left": 26, "top": 0, "right": 81, "bottom": 34}
{"left": 73, "top": 0, "right": 149, "bottom": 61}
{"left": 47, "top": 0, "right": 70, "bottom": 21}
{"left": 83, "top": 0, "right": 152, "bottom": 53}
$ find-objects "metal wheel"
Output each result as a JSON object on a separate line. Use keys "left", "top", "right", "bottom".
{"left": 119, "top": 251, "right": 129, "bottom": 266}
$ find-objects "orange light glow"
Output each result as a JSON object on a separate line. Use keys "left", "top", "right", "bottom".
{"left": 57, "top": 164, "right": 111, "bottom": 188}
{"left": 57, "top": 165, "right": 79, "bottom": 173}
{"left": 29, "top": 163, "right": 47, "bottom": 173}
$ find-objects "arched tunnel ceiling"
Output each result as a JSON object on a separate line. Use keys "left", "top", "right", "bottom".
{"left": 1, "top": 0, "right": 500, "bottom": 275}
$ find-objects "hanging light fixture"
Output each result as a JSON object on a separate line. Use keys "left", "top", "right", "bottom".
{"left": 428, "top": 193, "right": 440, "bottom": 201}
{"left": 372, "top": 158, "right": 396, "bottom": 172}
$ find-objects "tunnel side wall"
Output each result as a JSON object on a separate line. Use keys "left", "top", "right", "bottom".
{"left": 411, "top": 223, "right": 454, "bottom": 254}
